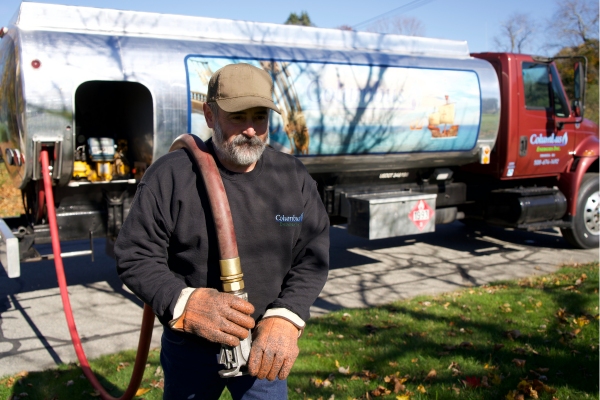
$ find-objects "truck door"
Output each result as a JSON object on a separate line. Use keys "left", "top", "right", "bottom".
{"left": 513, "top": 60, "right": 573, "bottom": 177}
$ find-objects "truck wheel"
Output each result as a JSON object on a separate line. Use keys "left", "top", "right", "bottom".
{"left": 561, "top": 173, "right": 599, "bottom": 249}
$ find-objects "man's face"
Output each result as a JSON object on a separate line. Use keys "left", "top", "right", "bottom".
{"left": 205, "top": 105, "right": 269, "bottom": 170}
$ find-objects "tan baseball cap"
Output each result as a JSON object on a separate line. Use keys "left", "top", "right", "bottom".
{"left": 207, "top": 63, "right": 280, "bottom": 114}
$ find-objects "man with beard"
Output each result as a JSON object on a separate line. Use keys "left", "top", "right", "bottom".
{"left": 115, "top": 63, "right": 330, "bottom": 399}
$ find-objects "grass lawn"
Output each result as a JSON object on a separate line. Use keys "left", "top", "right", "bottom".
{"left": 1, "top": 262, "right": 598, "bottom": 400}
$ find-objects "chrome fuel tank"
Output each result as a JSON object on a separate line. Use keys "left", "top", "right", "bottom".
{"left": 0, "top": 2, "right": 500, "bottom": 189}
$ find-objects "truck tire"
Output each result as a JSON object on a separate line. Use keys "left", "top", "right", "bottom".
{"left": 561, "top": 173, "right": 599, "bottom": 249}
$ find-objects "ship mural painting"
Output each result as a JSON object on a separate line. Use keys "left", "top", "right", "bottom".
{"left": 186, "top": 56, "right": 481, "bottom": 156}
{"left": 428, "top": 95, "right": 459, "bottom": 138}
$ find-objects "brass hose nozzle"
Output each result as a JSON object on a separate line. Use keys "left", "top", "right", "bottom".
{"left": 219, "top": 257, "right": 245, "bottom": 293}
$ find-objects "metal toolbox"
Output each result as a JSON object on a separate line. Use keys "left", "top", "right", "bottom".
{"left": 347, "top": 192, "right": 437, "bottom": 240}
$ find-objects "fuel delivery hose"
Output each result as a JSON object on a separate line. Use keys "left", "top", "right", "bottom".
{"left": 40, "top": 133, "right": 241, "bottom": 399}
{"left": 41, "top": 149, "right": 154, "bottom": 400}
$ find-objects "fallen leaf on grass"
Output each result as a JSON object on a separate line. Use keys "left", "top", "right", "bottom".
{"left": 383, "top": 374, "right": 408, "bottom": 393}
{"left": 338, "top": 365, "right": 350, "bottom": 374}
{"left": 2, "top": 377, "right": 15, "bottom": 387}
{"left": 371, "top": 385, "right": 391, "bottom": 396}
{"left": 311, "top": 376, "right": 334, "bottom": 388}
{"left": 447, "top": 361, "right": 462, "bottom": 377}
{"left": 512, "top": 359, "right": 526, "bottom": 367}
{"left": 117, "top": 362, "right": 130, "bottom": 372}
{"left": 462, "top": 376, "right": 481, "bottom": 388}
{"left": 447, "top": 361, "right": 460, "bottom": 369}
{"left": 335, "top": 360, "right": 351, "bottom": 375}
{"left": 575, "top": 273, "right": 587, "bottom": 285}
{"left": 505, "top": 330, "right": 522, "bottom": 340}
{"left": 135, "top": 388, "right": 151, "bottom": 396}
{"left": 555, "top": 308, "right": 569, "bottom": 323}
{"left": 424, "top": 369, "right": 437, "bottom": 381}
{"left": 150, "top": 379, "right": 164, "bottom": 389}
{"left": 491, "top": 373, "right": 503, "bottom": 385}
{"left": 416, "top": 384, "right": 426, "bottom": 393}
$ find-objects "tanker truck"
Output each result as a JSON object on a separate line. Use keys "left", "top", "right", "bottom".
{"left": 1, "top": 2, "right": 598, "bottom": 279}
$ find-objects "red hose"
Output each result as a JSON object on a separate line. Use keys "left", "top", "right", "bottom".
{"left": 169, "top": 134, "right": 239, "bottom": 260}
{"left": 40, "top": 149, "right": 154, "bottom": 400}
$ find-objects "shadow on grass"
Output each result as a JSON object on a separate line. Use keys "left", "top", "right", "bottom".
{"left": 6, "top": 350, "right": 164, "bottom": 400}
{"left": 7, "top": 364, "right": 122, "bottom": 400}
{"left": 294, "top": 264, "right": 599, "bottom": 399}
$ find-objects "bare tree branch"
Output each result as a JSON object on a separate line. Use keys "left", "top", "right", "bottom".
{"left": 366, "top": 16, "right": 426, "bottom": 36}
{"left": 493, "top": 12, "right": 537, "bottom": 53}
{"left": 548, "top": 0, "right": 599, "bottom": 48}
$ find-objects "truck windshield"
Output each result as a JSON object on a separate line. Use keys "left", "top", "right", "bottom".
{"left": 522, "top": 62, "right": 568, "bottom": 117}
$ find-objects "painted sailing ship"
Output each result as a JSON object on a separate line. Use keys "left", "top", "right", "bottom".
{"left": 409, "top": 117, "right": 426, "bottom": 130}
{"left": 428, "top": 95, "right": 459, "bottom": 138}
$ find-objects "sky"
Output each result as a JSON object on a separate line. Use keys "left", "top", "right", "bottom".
{"left": 0, "top": 0, "right": 557, "bottom": 55}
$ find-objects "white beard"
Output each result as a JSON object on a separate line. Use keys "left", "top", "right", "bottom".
{"left": 212, "top": 121, "right": 267, "bottom": 167}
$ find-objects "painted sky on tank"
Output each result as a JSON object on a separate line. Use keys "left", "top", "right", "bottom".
{"left": 187, "top": 57, "right": 482, "bottom": 155}
{"left": 1, "top": 0, "right": 555, "bottom": 55}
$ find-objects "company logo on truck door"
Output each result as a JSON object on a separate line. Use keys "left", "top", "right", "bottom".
{"left": 530, "top": 132, "right": 568, "bottom": 147}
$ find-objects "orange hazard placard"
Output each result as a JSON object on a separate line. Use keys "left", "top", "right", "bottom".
{"left": 408, "top": 200, "right": 434, "bottom": 230}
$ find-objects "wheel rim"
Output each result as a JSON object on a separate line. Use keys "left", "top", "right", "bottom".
{"left": 583, "top": 189, "right": 600, "bottom": 235}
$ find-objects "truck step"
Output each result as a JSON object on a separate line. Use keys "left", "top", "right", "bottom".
{"left": 517, "top": 220, "right": 572, "bottom": 231}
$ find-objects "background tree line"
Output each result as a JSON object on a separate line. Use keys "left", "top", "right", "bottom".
{"left": 285, "top": 0, "right": 599, "bottom": 124}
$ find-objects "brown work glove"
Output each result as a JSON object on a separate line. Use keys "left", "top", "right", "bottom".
{"left": 247, "top": 317, "right": 300, "bottom": 381}
{"left": 170, "top": 288, "right": 255, "bottom": 347}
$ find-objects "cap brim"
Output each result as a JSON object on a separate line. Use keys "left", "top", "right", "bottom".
{"left": 216, "top": 96, "right": 281, "bottom": 114}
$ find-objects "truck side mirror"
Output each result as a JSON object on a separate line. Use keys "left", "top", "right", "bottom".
{"left": 572, "top": 60, "right": 585, "bottom": 118}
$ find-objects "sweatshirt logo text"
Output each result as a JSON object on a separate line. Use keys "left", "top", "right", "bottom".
{"left": 276, "top": 213, "right": 303, "bottom": 227}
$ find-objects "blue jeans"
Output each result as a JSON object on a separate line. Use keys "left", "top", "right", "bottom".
{"left": 160, "top": 328, "right": 288, "bottom": 400}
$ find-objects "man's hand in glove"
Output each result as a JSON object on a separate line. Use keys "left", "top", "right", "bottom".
{"left": 170, "top": 288, "right": 255, "bottom": 347}
{"left": 247, "top": 317, "right": 300, "bottom": 381}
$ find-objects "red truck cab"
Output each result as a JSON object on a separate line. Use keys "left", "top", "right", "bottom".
{"left": 466, "top": 52, "right": 599, "bottom": 248}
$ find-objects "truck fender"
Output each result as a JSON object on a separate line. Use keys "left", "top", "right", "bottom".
{"left": 558, "top": 154, "right": 599, "bottom": 216}
{"left": 574, "top": 134, "right": 600, "bottom": 159}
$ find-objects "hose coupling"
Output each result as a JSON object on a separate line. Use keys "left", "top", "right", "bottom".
{"left": 219, "top": 257, "right": 244, "bottom": 293}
